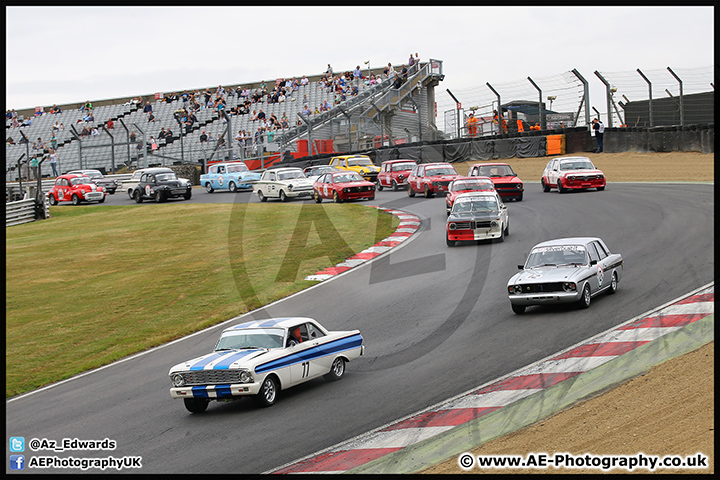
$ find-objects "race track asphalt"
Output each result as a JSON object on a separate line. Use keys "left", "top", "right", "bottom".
{"left": 6, "top": 182, "right": 714, "bottom": 473}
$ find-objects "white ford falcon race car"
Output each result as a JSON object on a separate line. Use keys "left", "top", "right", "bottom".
{"left": 169, "top": 317, "right": 364, "bottom": 413}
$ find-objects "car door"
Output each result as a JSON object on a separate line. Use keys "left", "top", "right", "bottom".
{"left": 547, "top": 159, "right": 560, "bottom": 185}
{"left": 378, "top": 163, "right": 388, "bottom": 186}
{"left": 285, "top": 322, "right": 321, "bottom": 386}
{"left": 590, "top": 240, "right": 612, "bottom": 291}
{"left": 414, "top": 165, "right": 425, "bottom": 191}
{"left": 585, "top": 242, "right": 602, "bottom": 294}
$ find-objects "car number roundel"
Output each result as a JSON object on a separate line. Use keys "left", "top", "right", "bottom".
{"left": 218, "top": 175, "right": 224, "bottom": 186}
{"left": 324, "top": 185, "right": 329, "bottom": 196}
{"left": 145, "top": 185, "right": 152, "bottom": 196}
{"left": 597, "top": 264, "right": 604, "bottom": 288}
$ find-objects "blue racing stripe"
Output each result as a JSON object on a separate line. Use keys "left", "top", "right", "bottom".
{"left": 255, "top": 334, "right": 363, "bottom": 374}
{"left": 211, "top": 350, "right": 260, "bottom": 369}
{"left": 189, "top": 352, "right": 232, "bottom": 371}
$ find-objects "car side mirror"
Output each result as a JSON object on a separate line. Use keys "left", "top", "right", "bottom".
{"left": 518, "top": 265, "right": 524, "bottom": 270}
{"left": 590, "top": 260, "right": 598, "bottom": 266}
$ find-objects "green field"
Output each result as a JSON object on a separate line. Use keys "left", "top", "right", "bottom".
{"left": 5, "top": 202, "right": 399, "bottom": 398}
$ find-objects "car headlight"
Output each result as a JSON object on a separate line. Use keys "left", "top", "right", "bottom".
{"left": 171, "top": 373, "right": 185, "bottom": 387}
{"left": 509, "top": 285, "right": 522, "bottom": 294}
{"left": 398, "top": 174, "right": 404, "bottom": 180}
{"left": 516, "top": 183, "right": 523, "bottom": 189}
{"left": 238, "top": 370, "right": 254, "bottom": 384}
{"left": 449, "top": 222, "right": 457, "bottom": 230}
{"left": 359, "top": 169, "right": 365, "bottom": 175}
{"left": 563, "top": 282, "right": 577, "bottom": 292}
{"left": 288, "top": 184, "right": 294, "bottom": 191}
{"left": 490, "top": 220, "right": 498, "bottom": 227}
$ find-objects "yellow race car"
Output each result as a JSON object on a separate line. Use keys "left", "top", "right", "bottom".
{"left": 328, "top": 155, "right": 380, "bottom": 183}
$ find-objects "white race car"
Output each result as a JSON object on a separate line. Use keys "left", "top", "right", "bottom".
{"left": 253, "top": 167, "right": 314, "bottom": 202}
{"left": 169, "top": 317, "right": 364, "bottom": 412}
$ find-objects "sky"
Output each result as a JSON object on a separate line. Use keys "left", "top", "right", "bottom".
{"left": 5, "top": 6, "right": 715, "bottom": 130}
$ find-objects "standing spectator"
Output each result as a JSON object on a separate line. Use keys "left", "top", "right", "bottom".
{"left": 466, "top": 112, "right": 478, "bottom": 137}
{"left": 353, "top": 65, "right": 363, "bottom": 82}
{"left": 149, "top": 136, "right": 158, "bottom": 153}
{"left": 400, "top": 64, "right": 408, "bottom": 82}
{"left": 129, "top": 130, "right": 137, "bottom": 143}
{"left": 50, "top": 132, "right": 58, "bottom": 150}
{"left": 408, "top": 53, "right": 415, "bottom": 67}
{"left": 49, "top": 149, "right": 59, "bottom": 177}
{"left": 592, "top": 118, "right": 604, "bottom": 153}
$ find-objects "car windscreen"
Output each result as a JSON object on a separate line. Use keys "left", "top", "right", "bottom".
{"left": 452, "top": 180, "right": 494, "bottom": 191}
{"left": 278, "top": 171, "right": 305, "bottom": 180}
{"left": 70, "top": 177, "right": 93, "bottom": 185}
{"left": 453, "top": 198, "right": 500, "bottom": 214}
{"left": 155, "top": 173, "right": 178, "bottom": 182}
{"left": 347, "top": 157, "right": 373, "bottom": 166}
{"left": 391, "top": 162, "right": 415, "bottom": 171}
{"left": 560, "top": 160, "right": 594, "bottom": 170}
{"left": 334, "top": 173, "right": 363, "bottom": 183}
{"left": 426, "top": 167, "right": 456, "bottom": 176}
{"left": 215, "top": 328, "right": 284, "bottom": 350}
{"left": 525, "top": 245, "right": 587, "bottom": 268}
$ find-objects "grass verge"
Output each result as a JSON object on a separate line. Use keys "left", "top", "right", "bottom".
{"left": 5, "top": 202, "right": 399, "bottom": 397}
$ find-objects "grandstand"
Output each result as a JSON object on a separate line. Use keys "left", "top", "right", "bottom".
{"left": 6, "top": 60, "right": 446, "bottom": 182}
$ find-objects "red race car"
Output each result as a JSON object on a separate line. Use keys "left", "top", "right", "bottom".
{"left": 445, "top": 176, "right": 496, "bottom": 215}
{"left": 313, "top": 171, "right": 376, "bottom": 203}
{"left": 467, "top": 162, "right": 524, "bottom": 201}
{"left": 407, "top": 162, "right": 459, "bottom": 198}
{"left": 377, "top": 159, "right": 417, "bottom": 191}
{"left": 47, "top": 174, "right": 107, "bottom": 205}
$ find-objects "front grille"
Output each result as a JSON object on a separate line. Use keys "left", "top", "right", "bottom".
{"left": 472, "top": 220, "right": 493, "bottom": 229}
{"left": 450, "top": 221, "right": 471, "bottom": 230}
{"left": 181, "top": 370, "right": 246, "bottom": 386}
{"left": 293, "top": 185, "right": 313, "bottom": 191}
{"left": 518, "top": 283, "right": 564, "bottom": 294}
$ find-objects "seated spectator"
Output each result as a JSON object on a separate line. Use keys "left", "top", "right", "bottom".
{"left": 148, "top": 112, "right": 155, "bottom": 122}
{"left": 143, "top": 101, "right": 153, "bottom": 113}
{"left": 199, "top": 131, "right": 208, "bottom": 143}
{"left": 83, "top": 112, "right": 94, "bottom": 122}
{"left": 80, "top": 100, "right": 93, "bottom": 111}
{"left": 91, "top": 127, "right": 99, "bottom": 136}
{"left": 106, "top": 119, "right": 114, "bottom": 129}
{"left": 51, "top": 104, "right": 62, "bottom": 114}
{"left": 158, "top": 127, "right": 168, "bottom": 140}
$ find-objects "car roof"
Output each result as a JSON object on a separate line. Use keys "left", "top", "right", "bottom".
{"left": 532, "top": 237, "right": 601, "bottom": 248}
{"left": 556, "top": 156, "right": 591, "bottom": 162}
{"left": 382, "top": 159, "right": 416, "bottom": 164}
{"left": 68, "top": 169, "right": 100, "bottom": 174}
{"left": 452, "top": 176, "right": 493, "bottom": 182}
{"left": 455, "top": 191, "right": 501, "bottom": 200}
{"left": 141, "top": 167, "right": 174, "bottom": 173}
{"left": 223, "top": 317, "right": 317, "bottom": 333}
{"left": 333, "top": 154, "right": 370, "bottom": 159}
{"left": 265, "top": 167, "right": 302, "bottom": 172}
{"left": 471, "top": 162, "right": 510, "bottom": 166}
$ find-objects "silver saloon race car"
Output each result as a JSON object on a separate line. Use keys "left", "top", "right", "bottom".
{"left": 169, "top": 317, "right": 364, "bottom": 413}
{"left": 507, "top": 237, "right": 623, "bottom": 314}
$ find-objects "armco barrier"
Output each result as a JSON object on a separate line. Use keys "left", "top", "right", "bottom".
{"left": 6, "top": 198, "right": 46, "bottom": 227}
